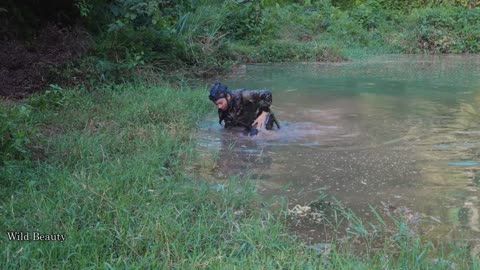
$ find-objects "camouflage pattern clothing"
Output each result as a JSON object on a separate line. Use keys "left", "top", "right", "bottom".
{"left": 218, "top": 89, "right": 272, "bottom": 131}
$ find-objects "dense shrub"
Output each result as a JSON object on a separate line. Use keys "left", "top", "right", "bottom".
{"left": 246, "top": 40, "right": 344, "bottom": 62}
{"left": 0, "top": 104, "right": 32, "bottom": 162}
{"left": 390, "top": 7, "right": 480, "bottom": 53}
{"left": 62, "top": 0, "right": 480, "bottom": 79}
{"left": 4, "top": 0, "right": 480, "bottom": 86}
{"left": 0, "top": 84, "right": 85, "bottom": 164}
{"left": 222, "top": 1, "right": 277, "bottom": 44}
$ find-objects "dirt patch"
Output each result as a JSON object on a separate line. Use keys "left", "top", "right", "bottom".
{"left": 0, "top": 24, "right": 90, "bottom": 98}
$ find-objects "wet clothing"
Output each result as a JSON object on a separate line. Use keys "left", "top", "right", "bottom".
{"left": 218, "top": 89, "right": 272, "bottom": 132}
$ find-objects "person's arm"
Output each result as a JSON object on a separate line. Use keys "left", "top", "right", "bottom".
{"left": 218, "top": 109, "right": 234, "bottom": 128}
{"left": 243, "top": 90, "right": 272, "bottom": 129}
{"left": 243, "top": 90, "right": 272, "bottom": 113}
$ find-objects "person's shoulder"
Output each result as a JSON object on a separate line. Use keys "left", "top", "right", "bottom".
{"left": 231, "top": 88, "right": 246, "bottom": 93}
{"left": 241, "top": 89, "right": 271, "bottom": 95}
{"left": 232, "top": 88, "right": 270, "bottom": 98}
{"left": 231, "top": 88, "right": 247, "bottom": 96}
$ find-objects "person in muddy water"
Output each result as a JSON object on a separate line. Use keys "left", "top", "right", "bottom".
{"left": 208, "top": 82, "right": 280, "bottom": 136}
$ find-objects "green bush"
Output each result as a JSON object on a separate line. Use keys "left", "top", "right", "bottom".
{"left": 327, "top": 8, "right": 373, "bottom": 47}
{"left": 270, "top": 2, "right": 334, "bottom": 40}
{"left": 0, "top": 85, "right": 87, "bottom": 164}
{"left": 0, "top": 105, "right": 33, "bottom": 162}
{"left": 222, "top": 1, "right": 277, "bottom": 44}
{"left": 174, "top": 4, "right": 235, "bottom": 75}
{"left": 69, "top": 0, "right": 480, "bottom": 79}
{"left": 27, "top": 85, "right": 71, "bottom": 110}
{"left": 395, "top": 7, "right": 480, "bottom": 53}
{"left": 78, "top": 0, "right": 238, "bottom": 78}
{"left": 245, "top": 40, "right": 345, "bottom": 62}
{"left": 349, "top": 0, "right": 386, "bottom": 30}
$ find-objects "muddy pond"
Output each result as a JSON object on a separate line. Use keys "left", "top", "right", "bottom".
{"left": 197, "top": 55, "right": 480, "bottom": 244}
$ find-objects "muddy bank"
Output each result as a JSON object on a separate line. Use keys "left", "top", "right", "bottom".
{"left": 0, "top": 25, "right": 90, "bottom": 97}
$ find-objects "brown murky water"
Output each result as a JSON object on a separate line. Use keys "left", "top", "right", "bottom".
{"left": 197, "top": 55, "right": 480, "bottom": 243}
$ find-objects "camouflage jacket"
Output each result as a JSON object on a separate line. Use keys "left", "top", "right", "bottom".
{"left": 218, "top": 89, "right": 272, "bottom": 130}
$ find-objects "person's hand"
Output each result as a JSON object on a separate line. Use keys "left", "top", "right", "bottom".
{"left": 252, "top": 111, "right": 268, "bottom": 129}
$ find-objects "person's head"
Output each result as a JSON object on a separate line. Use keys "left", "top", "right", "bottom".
{"left": 214, "top": 97, "right": 229, "bottom": 111}
{"left": 209, "top": 82, "right": 230, "bottom": 111}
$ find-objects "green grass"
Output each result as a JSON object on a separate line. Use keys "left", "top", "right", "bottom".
{"left": 0, "top": 83, "right": 316, "bottom": 268}
{"left": 1, "top": 83, "right": 479, "bottom": 268}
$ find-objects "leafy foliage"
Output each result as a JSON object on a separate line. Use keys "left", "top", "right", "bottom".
{"left": 58, "top": 0, "right": 478, "bottom": 82}
{"left": 388, "top": 7, "right": 480, "bottom": 53}
{"left": 3, "top": 0, "right": 480, "bottom": 85}
{"left": 222, "top": 1, "right": 276, "bottom": 44}
{"left": 0, "top": 104, "right": 32, "bottom": 162}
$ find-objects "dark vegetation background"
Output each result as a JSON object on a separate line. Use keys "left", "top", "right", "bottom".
{"left": 2, "top": 0, "right": 480, "bottom": 97}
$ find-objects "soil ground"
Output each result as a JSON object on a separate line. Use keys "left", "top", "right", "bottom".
{"left": 0, "top": 25, "right": 90, "bottom": 98}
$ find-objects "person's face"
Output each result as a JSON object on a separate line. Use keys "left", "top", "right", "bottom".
{"left": 215, "top": 97, "right": 228, "bottom": 111}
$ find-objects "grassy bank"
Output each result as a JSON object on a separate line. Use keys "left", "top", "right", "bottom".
{"left": 1, "top": 83, "right": 479, "bottom": 268}
{"left": 74, "top": 1, "right": 480, "bottom": 81}
{"left": 0, "top": 83, "right": 315, "bottom": 268}
{"left": 4, "top": 1, "right": 480, "bottom": 92}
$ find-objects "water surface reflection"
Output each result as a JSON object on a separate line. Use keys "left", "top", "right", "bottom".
{"left": 197, "top": 55, "right": 480, "bottom": 243}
